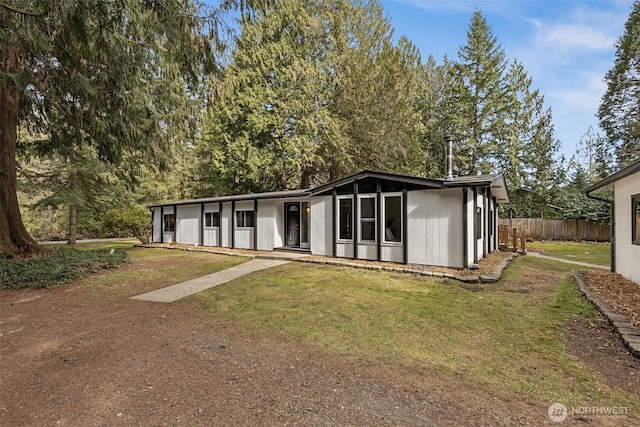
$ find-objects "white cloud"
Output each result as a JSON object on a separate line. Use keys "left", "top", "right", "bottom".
{"left": 550, "top": 70, "right": 607, "bottom": 110}
{"left": 531, "top": 19, "right": 616, "bottom": 52}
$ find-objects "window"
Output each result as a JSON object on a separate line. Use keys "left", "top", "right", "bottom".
{"left": 339, "top": 198, "right": 352, "bottom": 240}
{"left": 476, "top": 207, "right": 482, "bottom": 240}
{"left": 383, "top": 195, "right": 402, "bottom": 243}
{"left": 163, "top": 213, "right": 175, "bottom": 232}
{"left": 633, "top": 194, "right": 640, "bottom": 245}
{"left": 360, "top": 196, "right": 376, "bottom": 242}
{"left": 204, "top": 212, "right": 220, "bottom": 227}
{"left": 236, "top": 210, "right": 254, "bottom": 228}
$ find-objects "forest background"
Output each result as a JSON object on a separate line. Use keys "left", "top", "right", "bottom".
{"left": 3, "top": 0, "right": 639, "bottom": 252}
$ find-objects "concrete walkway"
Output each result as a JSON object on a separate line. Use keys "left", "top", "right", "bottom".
{"left": 131, "top": 258, "right": 290, "bottom": 303}
{"left": 527, "top": 251, "right": 610, "bottom": 270}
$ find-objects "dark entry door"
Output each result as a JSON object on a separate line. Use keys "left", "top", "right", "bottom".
{"left": 285, "top": 203, "right": 300, "bottom": 247}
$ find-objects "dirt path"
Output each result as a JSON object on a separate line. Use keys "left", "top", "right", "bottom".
{"left": 1, "top": 258, "right": 639, "bottom": 426}
{"left": 0, "top": 286, "right": 481, "bottom": 426}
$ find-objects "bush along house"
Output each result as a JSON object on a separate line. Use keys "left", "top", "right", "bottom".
{"left": 148, "top": 168, "right": 510, "bottom": 269}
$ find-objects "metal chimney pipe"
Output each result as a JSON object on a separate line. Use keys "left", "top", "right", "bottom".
{"left": 444, "top": 135, "right": 454, "bottom": 181}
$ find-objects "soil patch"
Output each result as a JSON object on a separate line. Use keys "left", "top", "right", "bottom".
{"left": 1, "top": 255, "right": 638, "bottom": 426}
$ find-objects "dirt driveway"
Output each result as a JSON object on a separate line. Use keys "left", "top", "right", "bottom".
{"left": 1, "top": 257, "right": 639, "bottom": 426}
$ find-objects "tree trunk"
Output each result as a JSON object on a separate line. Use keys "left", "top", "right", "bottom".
{"left": 0, "top": 85, "right": 39, "bottom": 257}
{"left": 67, "top": 204, "right": 77, "bottom": 245}
{"left": 67, "top": 166, "right": 78, "bottom": 245}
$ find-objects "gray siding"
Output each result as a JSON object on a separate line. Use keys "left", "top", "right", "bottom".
{"left": 152, "top": 207, "right": 162, "bottom": 242}
{"left": 203, "top": 203, "right": 220, "bottom": 246}
{"left": 310, "top": 196, "right": 333, "bottom": 256}
{"left": 234, "top": 200, "right": 254, "bottom": 249}
{"left": 221, "top": 202, "right": 232, "bottom": 248}
{"left": 615, "top": 173, "right": 640, "bottom": 284}
{"left": 407, "top": 189, "right": 463, "bottom": 268}
{"left": 257, "top": 200, "right": 275, "bottom": 250}
{"left": 176, "top": 205, "right": 199, "bottom": 245}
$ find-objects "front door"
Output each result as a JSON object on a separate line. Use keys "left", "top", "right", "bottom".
{"left": 285, "top": 203, "right": 300, "bottom": 247}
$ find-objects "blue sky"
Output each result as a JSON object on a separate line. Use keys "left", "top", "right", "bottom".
{"left": 380, "top": 0, "right": 634, "bottom": 160}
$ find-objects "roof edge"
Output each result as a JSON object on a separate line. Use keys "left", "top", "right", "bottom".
{"left": 584, "top": 158, "right": 640, "bottom": 195}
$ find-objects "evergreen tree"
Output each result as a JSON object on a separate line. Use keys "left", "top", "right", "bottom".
{"left": 598, "top": 0, "right": 640, "bottom": 167}
{"left": 417, "top": 56, "right": 456, "bottom": 178}
{"left": 197, "top": 0, "right": 423, "bottom": 193}
{"left": 450, "top": 10, "right": 560, "bottom": 216}
{"left": 0, "top": 0, "right": 220, "bottom": 256}
{"left": 451, "top": 10, "right": 508, "bottom": 175}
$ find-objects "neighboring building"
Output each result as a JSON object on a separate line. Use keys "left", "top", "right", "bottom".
{"left": 148, "top": 170, "right": 509, "bottom": 269}
{"left": 586, "top": 159, "right": 640, "bottom": 285}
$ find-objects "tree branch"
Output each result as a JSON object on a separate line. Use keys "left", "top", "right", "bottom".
{"left": 0, "top": 0, "right": 49, "bottom": 17}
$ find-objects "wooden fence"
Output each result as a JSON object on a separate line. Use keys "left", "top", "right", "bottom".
{"left": 499, "top": 218, "right": 610, "bottom": 242}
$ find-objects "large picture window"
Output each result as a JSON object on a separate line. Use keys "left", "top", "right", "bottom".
{"left": 383, "top": 195, "right": 402, "bottom": 243}
{"left": 205, "top": 212, "right": 220, "bottom": 227}
{"left": 236, "top": 210, "right": 254, "bottom": 228}
{"left": 633, "top": 194, "right": 640, "bottom": 245}
{"left": 163, "top": 213, "right": 175, "bottom": 232}
{"left": 339, "top": 198, "right": 352, "bottom": 240}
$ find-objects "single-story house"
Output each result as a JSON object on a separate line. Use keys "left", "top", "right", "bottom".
{"left": 586, "top": 159, "right": 640, "bottom": 285}
{"left": 148, "top": 170, "right": 510, "bottom": 269}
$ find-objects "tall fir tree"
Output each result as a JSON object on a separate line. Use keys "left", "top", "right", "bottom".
{"left": 598, "top": 0, "right": 640, "bottom": 167}
{"left": 449, "top": 10, "right": 560, "bottom": 216}
{"left": 451, "top": 10, "right": 508, "bottom": 175}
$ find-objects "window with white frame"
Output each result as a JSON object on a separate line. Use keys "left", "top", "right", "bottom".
{"left": 383, "top": 195, "right": 402, "bottom": 243}
{"left": 338, "top": 197, "right": 353, "bottom": 240}
{"left": 205, "top": 212, "right": 220, "bottom": 227}
{"left": 360, "top": 196, "right": 376, "bottom": 242}
{"left": 236, "top": 210, "right": 254, "bottom": 228}
{"left": 633, "top": 194, "right": 640, "bottom": 245}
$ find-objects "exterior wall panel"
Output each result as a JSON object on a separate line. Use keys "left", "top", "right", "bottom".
{"left": 310, "top": 196, "right": 332, "bottom": 256}
{"left": 234, "top": 200, "right": 254, "bottom": 249}
{"left": 176, "top": 205, "right": 200, "bottom": 245}
{"left": 356, "top": 244, "right": 377, "bottom": 260}
{"left": 407, "top": 189, "right": 463, "bottom": 268}
{"left": 152, "top": 207, "right": 162, "bottom": 242}
{"left": 475, "top": 191, "right": 485, "bottom": 262}
{"left": 381, "top": 245, "right": 403, "bottom": 263}
{"left": 221, "top": 202, "right": 232, "bottom": 248}
{"left": 615, "top": 173, "right": 640, "bottom": 284}
{"left": 203, "top": 203, "right": 220, "bottom": 247}
{"left": 257, "top": 200, "right": 275, "bottom": 250}
{"left": 274, "top": 201, "right": 285, "bottom": 249}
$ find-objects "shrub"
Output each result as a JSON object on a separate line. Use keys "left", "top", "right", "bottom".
{"left": 0, "top": 248, "right": 129, "bottom": 290}
{"left": 100, "top": 205, "right": 151, "bottom": 243}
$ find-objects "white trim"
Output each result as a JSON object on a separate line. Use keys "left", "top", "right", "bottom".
{"left": 358, "top": 194, "right": 376, "bottom": 243}
{"left": 382, "top": 192, "right": 403, "bottom": 245}
{"left": 336, "top": 195, "right": 354, "bottom": 242}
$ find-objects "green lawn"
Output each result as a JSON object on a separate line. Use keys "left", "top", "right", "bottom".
{"left": 12, "top": 243, "right": 635, "bottom": 421}
{"left": 196, "top": 256, "right": 638, "bottom": 415}
{"left": 76, "top": 245, "right": 249, "bottom": 300}
{"left": 527, "top": 241, "right": 610, "bottom": 266}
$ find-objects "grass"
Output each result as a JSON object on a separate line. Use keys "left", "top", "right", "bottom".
{"left": 7, "top": 242, "right": 636, "bottom": 418}
{"left": 77, "top": 246, "right": 249, "bottom": 300}
{"left": 196, "top": 256, "right": 639, "bottom": 413}
{"left": 527, "top": 240, "right": 610, "bottom": 266}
